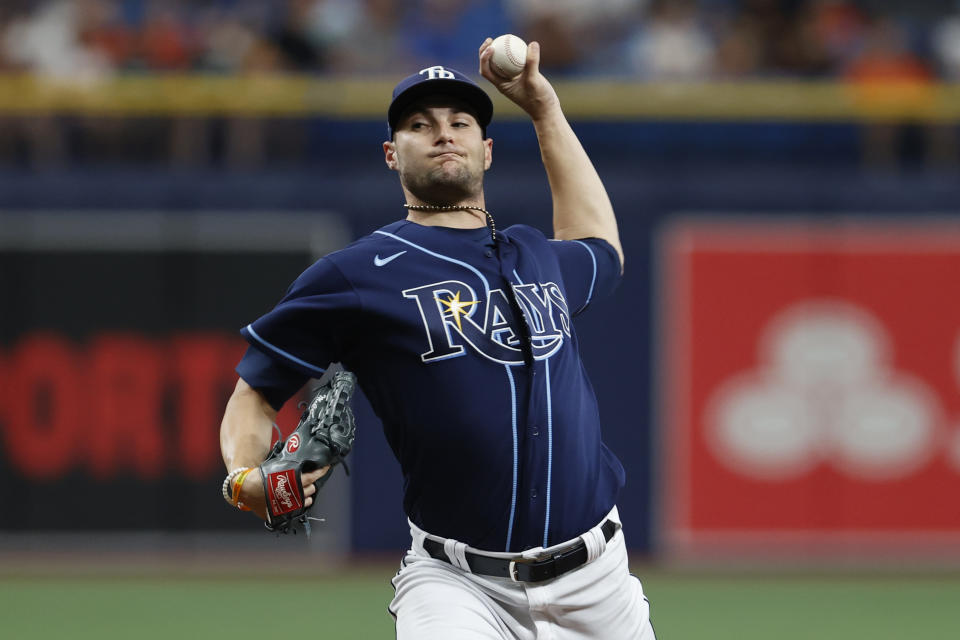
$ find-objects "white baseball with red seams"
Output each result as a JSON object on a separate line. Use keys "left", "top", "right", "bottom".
{"left": 490, "top": 34, "right": 528, "bottom": 79}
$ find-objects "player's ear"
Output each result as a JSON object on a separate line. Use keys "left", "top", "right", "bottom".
{"left": 384, "top": 140, "right": 399, "bottom": 171}
{"left": 483, "top": 137, "right": 492, "bottom": 170}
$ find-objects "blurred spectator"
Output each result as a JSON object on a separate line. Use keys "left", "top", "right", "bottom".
{"left": 506, "top": 0, "right": 643, "bottom": 73}
{"left": 139, "top": 1, "right": 197, "bottom": 71}
{"left": 297, "top": 0, "right": 364, "bottom": 71}
{"left": 400, "top": 0, "right": 511, "bottom": 73}
{"left": 510, "top": 11, "right": 580, "bottom": 72}
{"left": 0, "top": 9, "right": 14, "bottom": 71}
{"left": 771, "top": 2, "right": 832, "bottom": 76}
{"left": 321, "top": 0, "right": 411, "bottom": 73}
{"left": 845, "top": 17, "right": 932, "bottom": 85}
{"left": 843, "top": 17, "right": 941, "bottom": 168}
{"left": 196, "top": 11, "right": 260, "bottom": 72}
{"left": 736, "top": 0, "right": 796, "bottom": 75}
{"left": 271, "top": 0, "right": 325, "bottom": 71}
{"left": 77, "top": 0, "right": 135, "bottom": 69}
{"left": 932, "top": 2, "right": 960, "bottom": 79}
{"left": 713, "top": 13, "right": 764, "bottom": 76}
{"left": 808, "top": 0, "right": 866, "bottom": 65}
{"left": 2, "top": 0, "right": 114, "bottom": 80}
{"left": 625, "top": 0, "right": 714, "bottom": 79}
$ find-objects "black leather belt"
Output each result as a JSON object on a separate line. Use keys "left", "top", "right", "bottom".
{"left": 422, "top": 519, "right": 618, "bottom": 583}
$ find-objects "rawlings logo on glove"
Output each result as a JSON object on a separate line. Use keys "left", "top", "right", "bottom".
{"left": 259, "top": 369, "right": 357, "bottom": 534}
{"left": 265, "top": 469, "right": 302, "bottom": 515}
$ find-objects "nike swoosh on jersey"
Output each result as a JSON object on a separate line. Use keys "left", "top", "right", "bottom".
{"left": 374, "top": 251, "right": 407, "bottom": 266}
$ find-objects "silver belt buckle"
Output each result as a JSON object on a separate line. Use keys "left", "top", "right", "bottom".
{"left": 508, "top": 560, "right": 520, "bottom": 582}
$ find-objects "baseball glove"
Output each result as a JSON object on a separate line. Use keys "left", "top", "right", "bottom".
{"left": 259, "top": 369, "right": 357, "bottom": 535}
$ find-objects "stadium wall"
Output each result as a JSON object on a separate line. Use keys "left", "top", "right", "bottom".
{"left": 2, "top": 117, "right": 959, "bottom": 558}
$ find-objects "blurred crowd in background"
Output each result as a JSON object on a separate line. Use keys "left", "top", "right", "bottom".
{"left": 0, "top": 0, "right": 958, "bottom": 80}
{"left": 0, "top": 0, "right": 957, "bottom": 171}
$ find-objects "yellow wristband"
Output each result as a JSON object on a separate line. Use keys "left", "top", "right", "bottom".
{"left": 222, "top": 467, "right": 250, "bottom": 505}
{"left": 231, "top": 468, "right": 250, "bottom": 504}
{"left": 232, "top": 468, "right": 254, "bottom": 511}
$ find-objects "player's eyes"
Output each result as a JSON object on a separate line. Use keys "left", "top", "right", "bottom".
{"left": 452, "top": 121, "right": 469, "bottom": 128}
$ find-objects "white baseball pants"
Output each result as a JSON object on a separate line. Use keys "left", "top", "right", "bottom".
{"left": 389, "top": 507, "right": 656, "bottom": 639}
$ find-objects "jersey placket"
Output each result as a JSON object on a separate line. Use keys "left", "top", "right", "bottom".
{"left": 494, "top": 237, "right": 552, "bottom": 552}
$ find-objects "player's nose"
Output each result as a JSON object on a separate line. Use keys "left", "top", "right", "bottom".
{"left": 433, "top": 122, "right": 456, "bottom": 144}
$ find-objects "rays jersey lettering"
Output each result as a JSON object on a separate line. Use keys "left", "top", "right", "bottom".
{"left": 402, "top": 279, "right": 572, "bottom": 364}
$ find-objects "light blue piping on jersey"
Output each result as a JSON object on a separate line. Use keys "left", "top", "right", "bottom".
{"left": 244, "top": 324, "right": 327, "bottom": 376}
{"left": 374, "top": 229, "right": 491, "bottom": 298}
{"left": 511, "top": 268, "right": 555, "bottom": 549}
{"left": 572, "top": 240, "right": 597, "bottom": 314}
{"left": 504, "top": 364, "right": 519, "bottom": 551}
{"left": 543, "top": 358, "right": 554, "bottom": 547}
{"left": 504, "top": 268, "right": 525, "bottom": 551}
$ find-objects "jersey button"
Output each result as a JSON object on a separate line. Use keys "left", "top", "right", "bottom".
{"left": 531, "top": 427, "right": 539, "bottom": 436}
{"left": 484, "top": 249, "right": 494, "bottom": 258}
{"left": 531, "top": 489, "right": 538, "bottom": 499}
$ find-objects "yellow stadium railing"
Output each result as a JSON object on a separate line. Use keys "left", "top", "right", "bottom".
{"left": 0, "top": 74, "right": 958, "bottom": 122}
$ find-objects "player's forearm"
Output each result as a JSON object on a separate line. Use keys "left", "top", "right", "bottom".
{"left": 220, "top": 378, "right": 277, "bottom": 471}
{"left": 532, "top": 104, "right": 624, "bottom": 269}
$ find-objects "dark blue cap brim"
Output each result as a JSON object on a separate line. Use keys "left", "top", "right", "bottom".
{"left": 388, "top": 78, "right": 493, "bottom": 138}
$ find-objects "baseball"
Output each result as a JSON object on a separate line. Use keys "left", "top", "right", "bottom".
{"left": 490, "top": 34, "right": 528, "bottom": 79}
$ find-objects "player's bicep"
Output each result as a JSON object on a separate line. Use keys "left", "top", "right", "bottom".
{"left": 548, "top": 237, "right": 622, "bottom": 316}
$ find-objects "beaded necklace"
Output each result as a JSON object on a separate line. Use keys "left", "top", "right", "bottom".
{"left": 404, "top": 204, "right": 497, "bottom": 243}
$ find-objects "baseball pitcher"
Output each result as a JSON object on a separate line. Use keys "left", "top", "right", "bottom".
{"left": 219, "top": 37, "right": 655, "bottom": 639}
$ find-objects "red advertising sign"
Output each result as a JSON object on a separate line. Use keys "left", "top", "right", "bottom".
{"left": 0, "top": 332, "right": 302, "bottom": 481}
{"left": 0, "top": 218, "right": 328, "bottom": 531}
{"left": 661, "top": 219, "right": 960, "bottom": 555}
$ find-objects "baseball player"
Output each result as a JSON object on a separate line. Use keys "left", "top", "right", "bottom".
{"left": 220, "top": 38, "right": 655, "bottom": 639}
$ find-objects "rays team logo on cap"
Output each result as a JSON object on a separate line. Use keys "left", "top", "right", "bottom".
{"left": 286, "top": 433, "right": 300, "bottom": 454}
{"left": 387, "top": 65, "right": 494, "bottom": 138}
{"left": 420, "top": 65, "right": 455, "bottom": 79}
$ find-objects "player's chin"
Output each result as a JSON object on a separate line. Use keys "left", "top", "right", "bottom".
{"left": 421, "top": 168, "right": 469, "bottom": 191}
{"left": 440, "top": 161, "right": 483, "bottom": 183}
{"left": 403, "top": 164, "right": 479, "bottom": 199}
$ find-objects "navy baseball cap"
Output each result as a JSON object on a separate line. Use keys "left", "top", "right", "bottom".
{"left": 387, "top": 65, "right": 493, "bottom": 139}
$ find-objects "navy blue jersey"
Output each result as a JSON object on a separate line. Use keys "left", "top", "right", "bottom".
{"left": 237, "top": 219, "right": 625, "bottom": 552}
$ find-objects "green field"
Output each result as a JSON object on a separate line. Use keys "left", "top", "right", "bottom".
{"left": 2, "top": 564, "right": 958, "bottom": 639}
